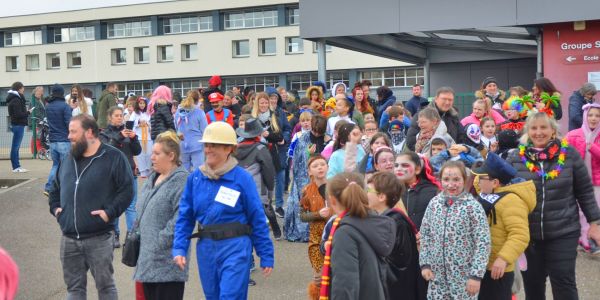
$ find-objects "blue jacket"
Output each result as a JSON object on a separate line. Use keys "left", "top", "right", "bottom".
{"left": 379, "top": 112, "right": 411, "bottom": 130}
{"left": 405, "top": 96, "right": 428, "bottom": 117}
{"left": 568, "top": 91, "right": 592, "bottom": 131}
{"left": 429, "top": 144, "right": 483, "bottom": 173}
{"left": 45, "top": 96, "right": 72, "bottom": 143}
{"left": 175, "top": 106, "right": 208, "bottom": 154}
{"left": 377, "top": 93, "right": 397, "bottom": 120}
{"left": 173, "top": 166, "right": 275, "bottom": 268}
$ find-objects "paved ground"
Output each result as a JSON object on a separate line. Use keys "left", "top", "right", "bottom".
{"left": 1, "top": 159, "right": 600, "bottom": 300}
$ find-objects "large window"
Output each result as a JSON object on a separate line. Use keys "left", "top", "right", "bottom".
{"left": 116, "top": 82, "right": 153, "bottom": 99}
{"left": 135, "top": 47, "right": 149, "bottom": 64}
{"left": 158, "top": 45, "right": 174, "bottom": 62}
{"left": 359, "top": 68, "right": 425, "bottom": 87}
{"left": 164, "top": 15, "right": 212, "bottom": 34}
{"left": 224, "top": 9, "right": 278, "bottom": 29}
{"left": 54, "top": 26, "right": 94, "bottom": 43}
{"left": 288, "top": 72, "right": 350, "bottom": 91}
{"left": 259, "top": 38, "right": 276, "bottom": 56}
{"left": 287, "top": 6, "right": 300, "bottom": 25}
{"left": 67, "top": 52, "right": 82, "bottom": 68}
{"left": 181, "top": 43, "right": 198, "bottom": 60}
{"left": 286, "top": 37, "right": 303, "bottom": 54}
{"left": 224, "top": 76, "right": 278, "bottom": 92}
{"left": 26, "top": 54, "right": 39, "bottom": 71}
{"left": 6, "top": 56, "right": 19, "bottom": 71}
{"left": 107, "top": 20, "right": 151, "bottom": 38}
{"left": 5, "top": 30, "right": 42, "bottom": 47}
{"left": 46, "top": 53, "right": 60, "bottom": 69}
{"left": 111, "top": 48, "right": 127, "bottom": 65}
{"left": 164, "top": 79, "right": 210, "bottom": 97}
{"left": 232, "top": 40, "right": 249, "bottom": 57}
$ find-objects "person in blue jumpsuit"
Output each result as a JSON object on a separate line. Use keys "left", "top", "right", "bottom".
{"left": 173, "top": 121, "right": 274, "bottom": 299}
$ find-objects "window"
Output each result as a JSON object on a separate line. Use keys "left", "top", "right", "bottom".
{"left": 67, "top": 52, "right": 82, "bottom": 68}
{"left": 107, "top": 20, "right": 151, "bottom": 38}
{"left": 232, "top": 40, "right": 249, "bottom": 57}
{"left": 312, "top": 42, "right": 332, "bottom": 53}
{"left": 5, "top": 30, "right": 42, "bottom": 46}
{"left": 134, "top": 47, "right": 150, "bottom": 64}
{"left": 6, "top": 56, "right": 19, "bottom": 71}
{"left": 164, "top": 15, "right": 212, "bottom": 34}
{"left": 164, "top": 79, "right": 210, "bottom": 97}
{"left": 111, "top": 48, "right": 127, "bottom": 65}
{"left": 26, "top": 54, "right": 39, "bottom": 70}
{"left": 224, "top": 76, "right": 278, "bottom": 92}
{"left": 158, "top": 45, "right": 174, "bottom": 62}
{"left": 286, "top": 37, "right": 303, "bottom": 54}
{"left": 116, "top": 82, "right": 153, "bottom": 99}
{"left": 359, "top": 68, "right": 425, "bottom": 87}
{"left": 54, "top": 26, "right": 94, "bottom": 43}
{"left": 287, "top": 72, "right": 350, "bottom": 91}
{"left": 287, "top": 7, "right": 300, "bottom": 25}
{"left": 181, "top": 43, "right": 198, "bottom": 60}
{"left": 46, "top": 53, "right": 60, "bottom": 69}
{"left": 224, "top": 9, "right": 278, "bottom": 29}
{"left": 259, "top": 38, "right": 276, "bottom": 56}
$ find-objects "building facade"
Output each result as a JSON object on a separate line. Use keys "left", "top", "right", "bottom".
{"left": 0, "top": 0, "right": 421, "bottom": 102}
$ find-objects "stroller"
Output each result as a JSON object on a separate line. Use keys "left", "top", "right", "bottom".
{"left": 31, "top": 117, "right": 51, "bottom": 160}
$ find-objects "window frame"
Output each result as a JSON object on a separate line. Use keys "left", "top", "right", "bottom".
{"left": 157, "top": 45, "right": 174, "bottom": 62}
{"left": 223, "top": 8, "right": 279, "bottom": 30}
{"left": 286, "top": 37, "right": 304, "bottom": 54}
{"left": 232, "top": 40, "right": 250, "bottom": 58}
{"left": 46, "top": 53, "right": 61, "bottom": 69}
{"left": 111, "top": 48, "right": 127, "bottom": 65}
{"left": 107, "top": 20, "right": 152, "bottom": 39}
{"left": 4, "top": 30, "right": 42, "bottom": 47}
{"left": 359, "top": 68, "right": 425, "bottom": 88}
{"left": 134, "top": 46, "right": 150, "bottom": 64}
{"left": 25, "top": 54, "right": 40, "bottom": 71}
{"left": 163, "top": 15, "right": 212, "bottom": 34}
{"left": 258, "top": 38, "right": 277, "bottom": 56}
{"left": 54, "top": 26, "right": 95, "bottom": 43}
{"left": 67, "top": 51, "right": 82, "bottom": 68}
{"left": 6, "top": 56, "right": 19, "bottom": 72}
{"left": 287, "top": 6, "right": 300, "bottom": 25}
{"left": 181, "top": 43, "right": 198, "bottom": 61}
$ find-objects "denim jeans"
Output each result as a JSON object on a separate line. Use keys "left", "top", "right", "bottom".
{"left": 10, "top": 125, "right": 25, "bottom": 169}
{"left": 114, "top": 177, "right": 137, "bottom": 235}
{"left": 45, "top": 142, "right": 71, "bottom": 192}
{"left": 275, "top": 169, "right": 285, "bottom": 208}
{"left": 60, "top": 232, "right": 117, "bottom": 300}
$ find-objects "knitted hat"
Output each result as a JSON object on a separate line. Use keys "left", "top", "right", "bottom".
{"left": 51, "top": 84, "right": 64, "bottom": 97}
{"left": 482, "top": 77, "right": 497, "bottom": 88}
{"left": 208, "top": 75, "right": 222, "bottom": 87}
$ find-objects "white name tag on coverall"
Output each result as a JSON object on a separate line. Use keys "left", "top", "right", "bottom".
{"left": 215, "top": 186, "right": 241, "bottom": 207}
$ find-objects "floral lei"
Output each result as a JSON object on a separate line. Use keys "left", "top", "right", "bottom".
{"left": 518, "top": 138, "right": 568, "bottom": 180}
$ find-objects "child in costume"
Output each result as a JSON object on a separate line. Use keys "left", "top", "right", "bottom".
{"left": 288, "top": 111, "right": 312, "bottom": 159}
{"left": 500, "top": 96, "right": 531, "bottom": 134}
{"left": 299, "top": 155, "right": 332, "bottom": 299}
{"left": 420, "top": 161, "right": 491, "bottom": 300}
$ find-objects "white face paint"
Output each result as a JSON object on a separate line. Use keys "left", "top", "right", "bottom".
{"left": 395, "top": 156, "right": 417, "bottom": 182}
{"left": 441, "top": 167, "right": 465, "bottom": 196}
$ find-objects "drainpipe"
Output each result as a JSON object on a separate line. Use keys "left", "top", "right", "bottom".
{"left": 317, "top": 39, "right": 327, "bottom": 83}
{"left": 536, "top": 31, "right": 543, "bottom": 79}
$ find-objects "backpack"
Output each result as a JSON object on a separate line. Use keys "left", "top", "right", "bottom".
{"left": 207, "top": 109, "right": 230, "bottom": 123}
{"left": 477, "top": 192, "right": 512, "bottom": 224}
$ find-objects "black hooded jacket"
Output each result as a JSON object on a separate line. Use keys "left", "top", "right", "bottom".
{"left": 150, "top": 103, "right": 175, "bottom": 140}
{"left": 99, "top": 124, "right": 142, "bottom": 173}
{"left": 235, "top": 140, "right": 276, "bottom": 193}
{"left": 402, "top": 179, "right": 439, "bottom": 230}
{"left": 330, "top": 212, "right": 396, "bottom": 300}
{"left": 7, "top": 92, "right": 29, "bottom": 126}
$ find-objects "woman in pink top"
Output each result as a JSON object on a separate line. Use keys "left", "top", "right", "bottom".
{"left": 460, "top": 98, "right": 505, "bottom": 127}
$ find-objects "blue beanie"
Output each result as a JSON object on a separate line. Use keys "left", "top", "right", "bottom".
{"left": 265, "top": 86, "right": 278, "bottom": 96}
{"left": 51, "top": 84, "right": 65, "bottom": 97}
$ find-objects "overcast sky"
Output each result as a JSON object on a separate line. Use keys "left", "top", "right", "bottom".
{"left": 0, "top": 0, "right": 176, "bottom": 18}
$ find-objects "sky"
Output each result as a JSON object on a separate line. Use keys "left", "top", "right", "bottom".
{"left": 0, "top": 0, "right": 176, "bottom": 18}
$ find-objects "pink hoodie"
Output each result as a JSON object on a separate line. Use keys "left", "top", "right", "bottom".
{"left": 566, "top": 103, "right": 600, "bottom": 186}
{"left": 460, "top": 110, "right": 505, "bottom": 127}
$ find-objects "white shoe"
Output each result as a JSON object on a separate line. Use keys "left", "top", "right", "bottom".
{"left": 12, "top": 167, "right": 28, "bottom": 173}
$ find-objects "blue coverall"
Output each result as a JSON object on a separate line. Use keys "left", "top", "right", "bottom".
{"left": 173, "top": 166, "right": 274, "bottom": 300}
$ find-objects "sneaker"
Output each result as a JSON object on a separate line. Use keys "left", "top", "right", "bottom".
{"left": 43, "top": 190, "right": 50, "bottom": 197}
{"left": 275, "top": 207, "right": 285, "bottom": 218}
{"left": 113, "top": 234, "right": 121, "bottom": 249}
{"left": 589, "top": 239, "right": 600, "bottom": 256}
{"left": 12, "top": 167, "right": 28, "bottom": 173}
{"left": 248, "top": 278, "right": 256, "bottom": 286}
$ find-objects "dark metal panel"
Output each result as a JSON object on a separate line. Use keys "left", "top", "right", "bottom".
{"left": 516, "top": 0, "right": 600, "bottom": 25}
{"left": 427, "top": 47, "right": 535, "bottom": 64}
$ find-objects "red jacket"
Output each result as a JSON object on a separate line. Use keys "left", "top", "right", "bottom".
{"left": 566, "top": 128, "right": 600, "bottom": 186}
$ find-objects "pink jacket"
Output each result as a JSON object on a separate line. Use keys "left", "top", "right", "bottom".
{"left": 566, "top": 128, "right": 600, "bottom": 185}
{"left": 460, "top": 110, "right": 506, "bottom": 127}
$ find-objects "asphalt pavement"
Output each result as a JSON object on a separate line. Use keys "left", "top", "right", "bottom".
{"left": 1, "top": 159, "right": 599, "bottom": 299}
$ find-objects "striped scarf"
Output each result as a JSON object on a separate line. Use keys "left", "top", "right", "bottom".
{"left": 319, "top": 210, "right": 347, "bottom": 300}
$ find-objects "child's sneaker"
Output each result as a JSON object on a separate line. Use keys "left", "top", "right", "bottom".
{"left": 589, "top": 239, "right": 600, "bottom": 256}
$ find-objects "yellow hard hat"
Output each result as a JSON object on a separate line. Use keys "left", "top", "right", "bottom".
{"left": 201, "top": 122, "right": 237, "bottom": 145}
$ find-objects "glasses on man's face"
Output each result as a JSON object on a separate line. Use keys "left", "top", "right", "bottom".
{"left": 365, "top": 128, "right": 378, "bottom": 132}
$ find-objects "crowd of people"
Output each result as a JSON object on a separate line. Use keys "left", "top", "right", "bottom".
{"left": 3, "top": 74, "right": 600, "bottom": 300}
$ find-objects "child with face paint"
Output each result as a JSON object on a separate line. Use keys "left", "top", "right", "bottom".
{"left": 419, "top": 161, "right": 491, "bottom": 300}
{"left": 395, "top": 151, "right": 441, "bottom": 230}
{"left": 480, "top": 117, "right": 498, "bottom": 153}
{"left": 358, "top": 132, "right": 392, "bottom": 174}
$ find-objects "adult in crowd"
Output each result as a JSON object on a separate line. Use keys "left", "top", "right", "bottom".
{"left": 405, "top": 84, "right": 428, "bottom": 117}
{"left": 566, "top": 103, "right": 600, "bottom": 254}
{"left": 476, "top": 77, "right": 506, "bottom": 111}
{"left": 130, "top": 98, "right": 153, "bottom": 177}
{"left": 7, "top": 81, "right": 30, "bottom": 173}
{"left": 173, "top": 122, "right": 274, "bottom": 299}
{"left": 375, "top": 86, "right": 397, "bottom": 120}
{"left": 149, "top": 85, "right": 176, "bottom": 140}
{"left": 206, "top": 92, "right": 234, "bottom": 126}
{"left": 134, "top": 131, "right": 189, "bottom": 300}
{"left": 44, "top": 84, "right": 72, "bottom": 196}
{"left": 258, "top": 88, "right": 292, "bottom": 217}
{"left": 30, "top": 86, "right": 47, "bottom": 122}
{"left": 67, "top": 84, "right": 94, "bottom": 118}
{"left": 232, "top": 85, "right": 245, "bottom": 106}
{"left": 568, "top": 82, "right": 597, "bottom": 131}
{"left": 406, "top": 86, "right": 466, "bottom": 150}
{"left": 202, "top": 75, "right": 223, "bottom": 111}
{"left": 351, "top": 86, "right": 374, "bottom": 117}
{"left": 175, "top": 91, "right": 208, "bottom": 172}
{"left": 359, "top": 80, "right": 378, "bottom": 119}
{"left": 507, "top": 112, "right": 600, "bottom": 299}
{"left": 223, "top": 91, "right": 242, "bottom": 124}
{"left": 96, "top": 82, "right": 118, "bottom": 129}
{"left": 49, "top": 114, "right": 134, "bottom": 299}
{"left": 460, "top": 98, "right": 505, "bottom": 126}
{"left": 531, "top": 77, "right": 562, "bottom": 120}
{"left": 100, "top": 106, "right": 142, "bottom": 247}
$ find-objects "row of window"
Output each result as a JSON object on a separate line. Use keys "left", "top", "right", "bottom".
{"left": 111, "top": 44, "right": 197, "bottom": 65}
{"left": 6, "top": 52, "right": 82, "bottom": 71}
{"left": 3, "top": 6, "right": 300, "bottom": 46}
{"left": 233, "top": 37, "right": 332, "bottom": 57}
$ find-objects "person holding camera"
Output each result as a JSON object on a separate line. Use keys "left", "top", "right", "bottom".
{"left": 100, "top": 106, "right": 142, "bottom": 248}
